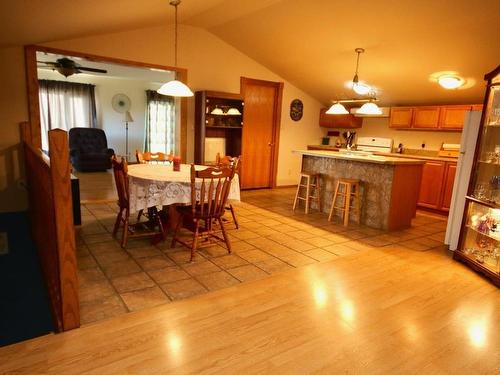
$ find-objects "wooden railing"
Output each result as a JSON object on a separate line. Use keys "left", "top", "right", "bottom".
{"left": 20, "top": 122, "right": 79, "bottom": 332}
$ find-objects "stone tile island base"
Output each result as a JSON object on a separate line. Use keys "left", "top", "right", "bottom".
{"left": 301, "top": 154, "right": 424, "bottom": 230}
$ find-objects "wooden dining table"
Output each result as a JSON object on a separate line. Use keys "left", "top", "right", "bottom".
{"left": 127, "top": 163, "right": 241, "bottom": 213}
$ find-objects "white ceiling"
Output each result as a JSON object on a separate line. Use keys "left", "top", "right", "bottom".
{"left": 2, "top": 0, "right": 500, "bottom": 106}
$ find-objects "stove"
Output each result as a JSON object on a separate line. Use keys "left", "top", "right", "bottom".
{"left": 356, "top": 137, "right": 393, "bottom": 153}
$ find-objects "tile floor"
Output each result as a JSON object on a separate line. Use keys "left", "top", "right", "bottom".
{"left": 76, "top": 188, "right": 448, "bottom": 325}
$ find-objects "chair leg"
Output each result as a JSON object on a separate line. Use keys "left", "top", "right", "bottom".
{"left": 328, "top": 181, "right": 340, "bottom": 221}
{"left": 171, "top": 214, "right": 184, "bottom": 248}
{"left": 315, "top": 176, "right": 322, "bottom": 212}
{"left": 218, "top": 218, "right": 231, "bottom": 254}
{"left": 113, "top": 208, "right": 123, "bottom": 237}
{"left": 121, "top": 215, "right": 129, "bottom": 248}
{"left": 305, "top": 176, "right": 311, "bottom": 214}
{"left": 136, "top": 209, "right": 143, "bottom": 223}
{"left": 190, "top": 219, "right": 201, "bottom": 262}
{"left": 293, "top": 176, "right": 303, "bottom": 211}
{"left": 344, "top": 184, "right": 352, "bottom": 226}
{"left": 355, "top": 184, "right": 361, "bottom": 225}
{"left": 229, "top": 204, "right": 239, "bottom": 229}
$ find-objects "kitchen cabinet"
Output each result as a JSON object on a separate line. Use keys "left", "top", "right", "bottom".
{"left": 389, "top": 104, "right": 481, "bottom": 131}
{"left": 319, "top": 109, "right": 362, "bottom": 128}
{"left": 412, "top": 106, "right": 440, "bottom": 129}
{"left": 417, "top": 160, "right": 457, "bottom": 211}
{"left": 418, "top": 161, "right": 446, "bottom": 209}
{"left": 441, "top": 162, "right": 457, "bottom": 211}
{"left": 439, "top": 105, "right": 473, "bottom": 130}
{"left": 455, "top": 66, "right": 500, "bottom": 288}
{"left": 389, "top": 107, "right": 413, "bottom": 129}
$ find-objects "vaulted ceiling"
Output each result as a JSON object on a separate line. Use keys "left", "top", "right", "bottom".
{"left": 1, "top": 0, "right": 499, "bottom": 106}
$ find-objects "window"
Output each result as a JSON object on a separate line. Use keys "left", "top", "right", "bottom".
{"left": 144, "top": 90, "right": 176, "bottom": 154}
{"left": 38, "top": 80, "right": 97, "bottom": 151}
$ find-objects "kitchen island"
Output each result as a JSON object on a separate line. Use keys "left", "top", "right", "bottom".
{"left": 293, "top": 150, "right": 425, "bottom": 230}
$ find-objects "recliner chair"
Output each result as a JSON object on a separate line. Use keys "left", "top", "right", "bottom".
{"left": 69, "top": 128, "right": 114, "bottom": 172}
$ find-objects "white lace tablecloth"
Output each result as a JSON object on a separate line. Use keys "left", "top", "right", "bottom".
{"left": 127, "top": 164, "right": 241, "bottom": 212}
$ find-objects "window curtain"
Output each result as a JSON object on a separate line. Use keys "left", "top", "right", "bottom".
{"left": 144, "top": 90, "right": 176, "bottom": 153}
{"left": 38, "top": 79, "right": 97, "bottom": 151}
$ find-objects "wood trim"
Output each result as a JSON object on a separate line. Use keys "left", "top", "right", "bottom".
{"left": 203, "top": 90, "right": 243, "bottom": 100}
{"left": 24, "top": 46, "right": 42, "bottom": 148}
{"left": 48, "top": 129, "right": 79, "bottom": 330}
{"left": 24, "top": 45, "right": 189, "bottom": 159}
{"left": 240, "top": 77, "right": 283, "bottom": 189}
{"left": 20, "top": 123, "right": 80, "bottom": 331}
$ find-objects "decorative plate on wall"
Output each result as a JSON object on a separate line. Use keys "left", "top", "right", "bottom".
{"left": 290, "top": 99, "right": 303, "bottom": 121}
{"left": 112, "top": 94, "right": 131, "bottom": 113}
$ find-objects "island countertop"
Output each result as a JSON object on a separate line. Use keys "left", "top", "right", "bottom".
{"left": 293, "top": 150, "right": 426, "bottom": 165}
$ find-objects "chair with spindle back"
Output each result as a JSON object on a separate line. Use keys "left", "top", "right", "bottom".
{"left": 215, "top": 153, "right": 240, "bottom": 229}
{"left": 111, "top": 155, "right": 165, "bottom": 247}
{"left": 171, "top": 164, "right": 236, "bottom": 261}
{"left": 136, "top": 150, "right": 173, "bottom": 164}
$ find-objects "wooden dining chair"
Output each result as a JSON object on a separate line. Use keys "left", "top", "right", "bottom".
{"left": 215, "top": 153, "right": 240, "bottom": 229}
{"left": 111, "top": 155, "right": 165, "bottom": 247}
{"left": 171, "top": 164, "right": 236, "bottom": 261}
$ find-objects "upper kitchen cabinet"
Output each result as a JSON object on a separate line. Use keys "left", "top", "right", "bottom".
{"left": 389, "top": 104, "right": 482, "bottom": 131}
{"left": 412, "top": 106, "right": 440, "bottom": 129}
{"left": 319, "top": 108, "right": 362, "bottom": 128}
{"left": 389, "top": 107, "right": 413, "bottom": 128}
{"left": 439, "top": 105, "right": 475, "bottom": 130}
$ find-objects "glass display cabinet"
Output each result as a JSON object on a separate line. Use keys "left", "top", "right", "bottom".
{"left": 455, "top": 66, "right": 500, "bottom": 287}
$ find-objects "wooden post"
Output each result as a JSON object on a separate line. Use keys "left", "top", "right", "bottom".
{"left": 48, "top": 129, "right": 80, "bottom": 330}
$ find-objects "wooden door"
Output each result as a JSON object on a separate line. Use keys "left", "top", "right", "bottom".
{"left": 440, "top": 162, "right": 457, "bottom": 211}
{"left": 439, "top": 105, "right": 471, "bottom": 130}
{"left": 417, "top": 161, "right": 446, "bottom": 209}
{"left": 241, "top": 77, "right": 283, "bottom": 189}
{"left": 413, "top": 106, "right": 440, "bottom": 129}
{"left": 389, "top": 107, "right": 413, "bottom": 128}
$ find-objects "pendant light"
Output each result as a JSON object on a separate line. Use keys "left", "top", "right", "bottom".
{"left": 326, "top": 102, "right": 349, "bottom": 115}
{"left": 157, "top": 0, "right": 194, "bottom": 97}
{"left": 351, "top": 48, "right": 371, "bottom": 95}
{"left": 357, "top": 100, "right": 382, "bottom": 115}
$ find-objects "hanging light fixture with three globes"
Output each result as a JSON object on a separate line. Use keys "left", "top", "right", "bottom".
{"left": 326, "top": 48, "right": 382, "bottom": 116}
{"left": 157, "top": 0, "right": 194, "bottom": 97}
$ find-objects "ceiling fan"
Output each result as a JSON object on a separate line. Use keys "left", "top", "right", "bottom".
{"left": 37, "top": 57, "right": 107, "bottom": 77}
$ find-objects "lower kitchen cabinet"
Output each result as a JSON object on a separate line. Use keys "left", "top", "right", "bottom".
{"left": 417, "top": 160, "right": 457, "bottom": 212}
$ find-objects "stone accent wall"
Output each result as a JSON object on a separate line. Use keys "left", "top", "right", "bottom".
{"left": 302, "top": 156, "right": 394, "bottom": 229}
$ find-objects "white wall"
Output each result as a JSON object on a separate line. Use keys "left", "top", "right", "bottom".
{"left": 354, "top": 117, "right": 463, "bottom": 151}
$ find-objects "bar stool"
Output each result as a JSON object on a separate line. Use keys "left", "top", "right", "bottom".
{"left": 293, "top": 172, "right": 321, "bottom": 214}
{"left": 328, "top": 178, "right": 361, "bottom": 226}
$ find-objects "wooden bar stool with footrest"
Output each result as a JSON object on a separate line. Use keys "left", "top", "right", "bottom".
{"left": 328, "top": 178, "right": 361, "bottom": 226}
{"left": 293, "top": 172, "right": 321, "bottom": 214}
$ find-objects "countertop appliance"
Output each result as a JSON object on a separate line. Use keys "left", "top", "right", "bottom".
{"left": 356, "top": 137, "right": 394, "bottom": 153}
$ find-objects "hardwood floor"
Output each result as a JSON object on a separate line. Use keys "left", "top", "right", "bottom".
{"left": 1, "top": 244, "right": 498, "bottom": 373}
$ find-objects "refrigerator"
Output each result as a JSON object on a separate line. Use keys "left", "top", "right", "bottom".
{"left": 445, "top": 110, "right": 482, "bottom": 250}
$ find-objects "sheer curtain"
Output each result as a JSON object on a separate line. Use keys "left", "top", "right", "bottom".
{"left": 38, "top": 80, "right": 97, "bottom": 151}
{"left": 144, "top": 90, "right": 176, "bottom": 153}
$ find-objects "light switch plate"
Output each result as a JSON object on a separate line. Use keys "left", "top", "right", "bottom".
{"left": 0, "top": 232, "right": 8, "bottom": 255}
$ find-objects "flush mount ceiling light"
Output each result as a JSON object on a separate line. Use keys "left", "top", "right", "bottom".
{"left": 157, "top": 0, "right": 194, "bottom": 97}
{"left": 351, "top": 48, "right": 372, "bottom": 95}
{"left": 326, "top": 102, "right": 349, "bottom": 115}
{"left": 438, "top": 75, "right": 465, "bottom": 89}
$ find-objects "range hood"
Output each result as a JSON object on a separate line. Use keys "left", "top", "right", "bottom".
{"left": 350, "top": 106, "right": 390, "bottom": 118}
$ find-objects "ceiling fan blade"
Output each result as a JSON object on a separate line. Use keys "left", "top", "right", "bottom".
{"left": 37, "top": 60, "right": 59, "bottom": 66}
{"left": 78, "top": 67, "right": 107, "bottom": 74}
